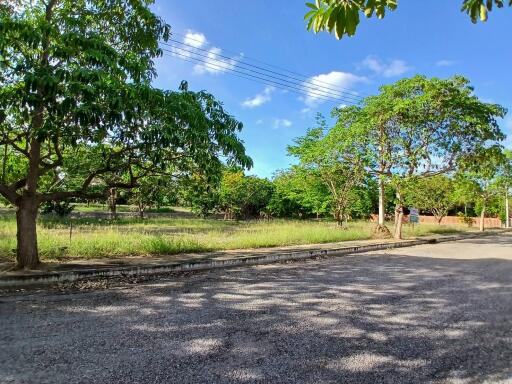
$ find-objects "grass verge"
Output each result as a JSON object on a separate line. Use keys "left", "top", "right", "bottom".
{"left": 0, "top": 214, "right": 473, "bottom": 262}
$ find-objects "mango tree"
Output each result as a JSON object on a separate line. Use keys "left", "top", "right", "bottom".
{"left": 0, "top": 2, "right": 251, "bottom": 268}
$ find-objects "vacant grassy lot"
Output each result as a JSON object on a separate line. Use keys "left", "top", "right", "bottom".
{"left": 0, "top": 211, "right": 471, "bottom": 262}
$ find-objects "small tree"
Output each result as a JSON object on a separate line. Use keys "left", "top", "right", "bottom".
{"left": 129, "top": 176, "right": 177, "bottom": 218}
{"left": 270, "top": 167, "right": 331, "bottom": 218}
{"left": 219, "top": 170, "right": 274, "bottom": 219}
{"left": 403, "top": 176, "right": 457, "bottom": 224}
{"left": 456, "top": 148, "right": 505, "bottom": 231}
{"left": 496, "top": 150, "right": 512, "bottom": 227}
{"left": 288, "top": 116, "right": 368, "bottom": 226}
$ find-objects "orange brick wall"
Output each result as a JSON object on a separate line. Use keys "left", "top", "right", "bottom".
{"left": 369, "top": 214, "right": 502, "bottom": 228}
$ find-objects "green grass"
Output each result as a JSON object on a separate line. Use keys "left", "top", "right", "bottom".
{"left": 0, "top": 214, "right": 473, "bottom": 262}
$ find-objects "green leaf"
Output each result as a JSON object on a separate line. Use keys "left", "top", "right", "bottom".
{"left": 480, "top": 3, "right": 489, "bottom": 20}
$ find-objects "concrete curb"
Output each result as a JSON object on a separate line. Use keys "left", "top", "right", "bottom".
{"left": 0, "top": 230, "right": 508, "bottom": 287}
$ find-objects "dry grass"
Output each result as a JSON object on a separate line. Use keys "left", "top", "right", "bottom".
{"left": 0, "top": 214, "right": 473, "bottom": 262}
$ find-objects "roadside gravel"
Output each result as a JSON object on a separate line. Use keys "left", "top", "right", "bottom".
{"left": 0, "top": 234, "right": 511, "bottom": 383}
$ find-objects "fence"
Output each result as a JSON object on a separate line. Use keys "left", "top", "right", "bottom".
{"left": 369, "top": 214, "right": 502, "bottom": 228}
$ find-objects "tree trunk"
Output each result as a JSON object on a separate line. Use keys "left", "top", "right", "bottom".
{"left": 393, "top": 191, "right": 403, "bottom": 240}
{"left": 335, "top": 208, "right": 343, "bottom": 227}
{"left": 479, "top": 204, "right": 485, "bottom": 232}
{"left": 378, "top": 177, "right": 385, "bottom": 226}
{"left": 1, "top": 144, "right": 7, "bottom": 183}
{"left": 433, "top": 210, "right": 443, "bottom": 225}
{"left": 138, "top": 203, "right": 145, "bottom": 219}
{"left": 393, "top": 205, "right": 404, "bottom": 239}
{"left": 506, "top": 191, "right": 510, "bottom": 229}
{"left": 108, "top": 188, "right": 117, "bottom": 219}
{"left": 16, "top": 133, "right": 42, "bottom": 269}
{"left": 371, "top": 176, "right": 391, "bottom": 239}
{"left": 16, "top": 199, "right": 40, "bottom": 269}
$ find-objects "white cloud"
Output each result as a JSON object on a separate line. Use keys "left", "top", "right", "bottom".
{"left": 436, "top": 59, "right": 455, "bottom": 67}
{"left": 183, "top": 31, "right": 207, "bottom": 48}
{"left": 360, "top": 56, "right": 410, "bottom": 78}
{"left": 171, "top": 31, "right": 207, "bottom": 58}
{"left": 255, "top": 119, "right": 264, "bottom": 125}
{"left": 170, "top": 30, "right": 240, "bottom": 75}
{"left": 273, "top": 118, "right": 292, "bottom": 129}
{"left": 193, "top": 47, "right": 239, "bottom": 74}
{"left": 242, "top": 86, "right": 275, "bottom": 108}
{"left": 303, "top": 71, "right": 367, "bottom": 106}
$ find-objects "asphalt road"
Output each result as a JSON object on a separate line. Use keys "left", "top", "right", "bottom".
{"left": 1, "top": 233, "right": 511, "bottom": 384}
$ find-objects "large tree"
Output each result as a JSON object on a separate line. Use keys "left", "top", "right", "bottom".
{"left": 0, "top": 1, "right": 251, "bottom": 268}
{"left": 334, "top": 76, "right": 506, "bottom": 238}
{"left": 305, "top": 0, "right": 511, "bottom": 40}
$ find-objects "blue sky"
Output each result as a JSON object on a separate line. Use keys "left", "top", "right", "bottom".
{"left": 151, "top": 0, "right": 512, "bottom": 179}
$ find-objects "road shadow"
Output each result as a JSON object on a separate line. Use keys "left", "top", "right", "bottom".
{"left": 0, "top": 242, "right": 511, "bottom": 383}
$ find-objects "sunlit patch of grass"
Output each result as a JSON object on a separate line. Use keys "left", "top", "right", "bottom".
{"left": 0, "top": 213, "right": 477, "bottom": 262}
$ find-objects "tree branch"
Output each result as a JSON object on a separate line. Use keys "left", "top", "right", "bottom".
{"left": 0, "top": 183, "right": 18, "bottom": 204}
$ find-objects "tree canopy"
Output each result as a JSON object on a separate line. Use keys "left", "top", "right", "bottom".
{"left": 305, "top": 0, "right": 511, "bottom": 39}
{"left": 0, "top": 1, "right": 251, "bottom": 268}
{"left": 331, "top": 75, "right": 506, "bottom": 237}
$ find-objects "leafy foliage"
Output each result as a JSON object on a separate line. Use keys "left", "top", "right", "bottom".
{"left": 288, "top": 115, "right": 369, "bottom": 225}
{"left": 403, "top": 176, "right": 457, "bottom": 224}
{"left": 305, "top": 0, "right": 511, "bottom": 39}
{"left": 219, "top": 170, "right": 274, "bottom": 219}
{"left": 0, "top": 1, "right": 252, "bottom": 267}
{"left": 41, "top": 200, "right": 74, "bottom": 217}
{"left": 269, "top": 167, "right": 331, "bottom": 218}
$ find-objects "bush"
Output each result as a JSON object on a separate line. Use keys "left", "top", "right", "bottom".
{"left": 457, "top": 211, "right": 475, "bottom": 227}
{"left": 41, "top": 201, "right": 75, "bottom": 217}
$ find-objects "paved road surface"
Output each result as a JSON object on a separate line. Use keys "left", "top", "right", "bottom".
{"left": 1, "top": 233, "right": 511, "bottom": 384}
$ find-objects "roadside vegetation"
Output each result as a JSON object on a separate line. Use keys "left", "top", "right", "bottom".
{"left": 0, "top": 1, "right": 510, "bottom": 269}
{"left": 0, "top": 213, "right": 469, "bottom": 263}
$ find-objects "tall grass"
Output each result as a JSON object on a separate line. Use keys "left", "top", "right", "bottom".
{"left": 0, "top": 214, "right": 471, "bottom": 262}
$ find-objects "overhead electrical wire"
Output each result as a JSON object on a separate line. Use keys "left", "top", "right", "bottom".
{"left": 170, "top": 31, "right": 368, "bottom": 98}
{"left": 164, "top": 48, "right": 347, "bottom": 104}
{"left": 162, "top": 46, "right": 360, "bottom": 105}
{"left": 162, "top": 39, "right": 363, "bottom": 103}
{"left": 160, "top": 32, "right": 369, "bottom": 106}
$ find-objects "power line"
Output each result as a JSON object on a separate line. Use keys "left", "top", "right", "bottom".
{"left": 163, "top": 44, "right": 361, "bottom": 104}
{"left": 164, "top": 48, "right": 356, "bottom": 105}
{"left": 169, "top": 31, "right": 368, "bottom": 98}
{"left": 162, "top": 39, "right": 363, "bottom": 102}
{"left": 164, "top": 48, "right": 353, "bottom": 105}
